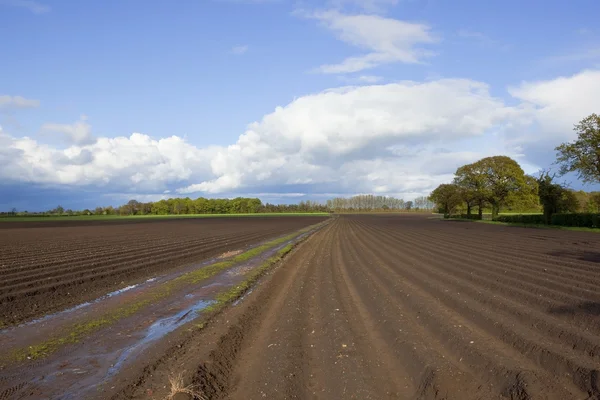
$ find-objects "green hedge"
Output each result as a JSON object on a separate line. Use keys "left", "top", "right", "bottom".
{"left": 494, "top": 214, "right": 545, "bottom": 224}
{"left": 551, "top": 213, "right": 600, "bottom": 228}
{"left": 445, "top": 214, "right": 482, "bottom": 220}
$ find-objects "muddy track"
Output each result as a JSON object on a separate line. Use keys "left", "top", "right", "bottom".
{"left": 0, "top": 216, "right": 327, "bottom": 326}
{"left": 115, "top": 214, "right": 600, "bottom": 400}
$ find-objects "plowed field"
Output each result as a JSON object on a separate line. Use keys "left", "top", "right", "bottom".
{"left": 123, "top": 214, "right": 600, "bottom": 400}
{"left": 0, "top": 216, "right": 327, "bottom": 326}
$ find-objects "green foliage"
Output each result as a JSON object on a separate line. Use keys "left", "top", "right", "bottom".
{"left": 453, "top": 156, "right": 531, "bottom": 218}
{"left": 445, "top": 213, "right": 482, "bottom": 220}
{"left": 429, "top": 184, "right": 462, "bottom": 215}
{"left": 454, "top": 162, "right": 488, "bottom": 216}
{"left": 536, "top": 173, "right": 581, "bottom": 223}
{"left": 551, "top": 213, "right": 600, "bottom": 228}
{"left": 555, "top": 113, "right": 600, "bottom": 184}
{"left": 494, "top": 214, "right": 546, "bottom": 224}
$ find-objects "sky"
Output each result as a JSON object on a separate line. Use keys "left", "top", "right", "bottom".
{"left": 1, "top": 0, "right": 600, "bottom": 211}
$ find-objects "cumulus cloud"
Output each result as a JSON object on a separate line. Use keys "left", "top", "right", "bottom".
{"left": 3, "top": 70, "right": 600, "bottom": 200}
{"left": 0, "top": 95, "right": 40, "bottom": 109}
{"left": 0, "top": 128, "right": 216, "bottom": 192}
{"left": 178, "top": 79, "right": 520, "bottom": 194}
{"left": 0, "top": 0, "right": 49, "bottom": 14}
{"left": 41, "top": 115, "right": 96, "bottom": 145}
{"left": 308, "top": 11, "right": 438, "bottom": 73}
{"left": 508, "top": 70, "right": 600, "bottom": 143}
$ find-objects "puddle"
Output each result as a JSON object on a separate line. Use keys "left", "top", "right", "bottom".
{"left": 107, "top": 299, "right": 215, "bottom": 377}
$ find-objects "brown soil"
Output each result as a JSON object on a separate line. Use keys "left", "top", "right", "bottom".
{"left": 109, "top": 214, "right": 600, "bottom": 400}
{"left": 0, "top": 216, "right": 327, "bottom": 326}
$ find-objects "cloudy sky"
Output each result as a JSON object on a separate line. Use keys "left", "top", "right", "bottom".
{"left": 1, "top": 0, "right": 600, "bottom": 210}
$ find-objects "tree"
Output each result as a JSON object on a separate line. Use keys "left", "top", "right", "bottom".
{"left": 454, "top": 162, "right": 489, "bottom": 219}
{"left": 555, "top": 113, "right": 600, "bottom": 183}
{"left": 125, "top": 199, "right": 140, "bottom": 215}
{"left": 54, "top": 205, "right": 64, "bottom": 215}
{"left": 429, "top": 184, "right": 462, "bottom": 215}
{"left": 589, "top": 192, "right": 600, "bottom": 212}
{"left": 536, "top": 173, "right": 579, "bottom": 224}
{"left": 405, "top": 201, "right": 413, "bottom": 210}
{"left": 476, "top": 156, "right": 528, "bottom": 218}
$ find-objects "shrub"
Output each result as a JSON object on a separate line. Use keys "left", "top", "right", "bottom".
{"left": 551, "top": 213, "right": 600, "bottom": 228}
{"left": 445, "top": 214, "right": 482, "bottom": 220}
{"left": 494, "top": 214, "right": 545, "bottom": 224}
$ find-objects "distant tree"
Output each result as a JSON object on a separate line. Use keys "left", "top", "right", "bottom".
{"left": 555, "top": 113, "right": 600, "bottom": 183}
{"left": 126, "top": 199, "right": 140, "bottom": 215}
{"left": 476, "top": 156, "right": 529, "bottom": 218}
{"left": 429, "top": 184, "right": 462, "bottom": 215}
{"left": 94, "top": 207, "right": 104, "bottom": 215}
{"left": 405, "top": 201, "right": 413, "bottom": 210}
{"left": 55, "top": 205, "right": 64, "bottom": 215}
{"left": 10, "top": 207, "right": 17, "bottom": 216}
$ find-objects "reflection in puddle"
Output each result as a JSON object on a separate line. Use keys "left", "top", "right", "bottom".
{"left": 107, "top": 299, "right": 215, "bottom": 377}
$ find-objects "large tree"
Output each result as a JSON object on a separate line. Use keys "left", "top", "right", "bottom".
{"left": 475, "top": 156, "right": 529, "bottom": 218}
{"left": 555, "top": 113, "right": 600, "bottom": 183}
{"left": 429, "top": 183, "right": 462, "bottom": 215}
{"left": 454, "top": 162, "right": 489, "bottom": 219}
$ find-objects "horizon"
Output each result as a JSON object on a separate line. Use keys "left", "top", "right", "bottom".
{"left": 1, "top": 0, "right": 600, "bottom": 211}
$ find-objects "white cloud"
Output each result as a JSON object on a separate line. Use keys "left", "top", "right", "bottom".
{"left": 308, "top": 11, "right": 438, "bottom": 73}
{"left": 0, "top": 95, "right": 40, "bottom": 109}
{"left": 508, "top": 69, "right": 600, "bottom": 145}
{"left": 0, "top": 129, "right": 217, "bottom": 191}
{"left": 3, "top": 70, "right": 600, "bottom": 200}
{"left": 0, "top": 0, "right": 49, "bottom": 14}
{"left": 41, "top": 115, "right": 96, "bottom": 145}
{"left": 178, "top": 79, "right": 517, "bottom": 194}
{"left": 230, "top": 45, "right": 249, "bottom": 55}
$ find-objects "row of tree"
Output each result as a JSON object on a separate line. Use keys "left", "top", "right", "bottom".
{"left": 7, "top": 194, "right": 436, "bottom": 217}
{"left": 429, "top": 113, "right": 600, "bottom": 222}
{"left": 326, "top": 195, "right": 434, "bottom": 212}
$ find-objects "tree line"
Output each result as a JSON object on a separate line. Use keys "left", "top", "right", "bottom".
{"left": 326, "top": 195, "right": 434, "bottom": 211}
{"left": 429, "top": 113, "right": 600, "bottom": 223}
{"left": 5, "top": 194, "right": 435, "bottom": 217}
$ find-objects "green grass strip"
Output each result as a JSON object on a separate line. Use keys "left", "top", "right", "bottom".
{"left": 7, "top": 222, "right": 324, "bottom": 363}
{"left": 475, "top": 219, "right": 600, "bottom": 233}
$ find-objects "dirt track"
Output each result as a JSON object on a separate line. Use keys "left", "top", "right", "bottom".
{"left": 116, "top": 214, "right": 600, "bottom": 400}
{"left": 0, "top": 216, "right": 326, "bottom": 326}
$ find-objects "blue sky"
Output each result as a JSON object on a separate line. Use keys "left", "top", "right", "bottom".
{"left": 1, "top": 0, "right": 599, "bottom": 211}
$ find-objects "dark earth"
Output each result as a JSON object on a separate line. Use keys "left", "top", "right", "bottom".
{"left": 0, "top": 216, "right": 327, "bottom": 326}
{"left": 2, "top": 214, "right": 600, "bottom": 399}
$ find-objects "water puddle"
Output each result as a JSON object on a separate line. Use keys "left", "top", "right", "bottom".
{"left": 107, "top": 299, "right": 215, "bottom": 377}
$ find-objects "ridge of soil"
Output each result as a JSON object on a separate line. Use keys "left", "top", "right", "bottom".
{"left": 109, "top": 214, "right": 600, "bottom": 400}
{"left": 0, "top": 216, "right": 327, "bottom": 326}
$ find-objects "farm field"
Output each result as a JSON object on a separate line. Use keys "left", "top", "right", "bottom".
{"left": 0, "top": 216, "right": 327, "bottom": 326}
{"left": 2, "top": 213, "right": 600, "bottom": 400}
{"left": 112, "top": 214, "right": 600, "bottom": 400}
